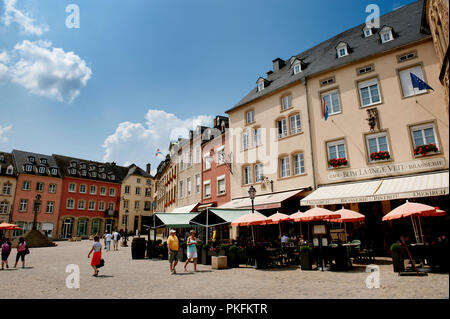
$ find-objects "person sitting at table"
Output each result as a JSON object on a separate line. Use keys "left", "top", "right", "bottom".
{"left": 281, "top": 234, "right": 289, "bottom": 246}
{"left": 299, "top": 235, "right": 308, "bottom": 246}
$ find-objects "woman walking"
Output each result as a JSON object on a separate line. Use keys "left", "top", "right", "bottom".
{"left": 88, "top": 235, "right": 102, "bottom": 277}
{"left": 184, "top": 230, "right": 198, "bottom": 272}
{"left": 14, "top": 237, "right": 27, "bottom": 268}
{"left": 1, "top": 238, "right": 11, "bottom": 270}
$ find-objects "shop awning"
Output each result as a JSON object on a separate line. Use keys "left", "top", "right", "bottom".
{"left": 301, "top": 171, "right": 449, "bottom": 206}
{"left": 171, "top": 203, "right": 199, "bottom": 213}
{"left": 189, "top": 208, "right": 256, "bottom": 227}
{"left": 219, "top": 189, "right": 304, "bottom": 210}
{"left": 152, "top": 213, "right": 199, "bottom": 229}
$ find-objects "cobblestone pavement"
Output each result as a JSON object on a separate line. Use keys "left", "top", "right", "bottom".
{"left": 0, "top": 240, "right": 448, "bottom": 299}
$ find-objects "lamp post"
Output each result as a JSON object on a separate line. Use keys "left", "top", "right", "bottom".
{"left": 123, "top": 209, "right": 129, "bottom": 247}
{"left": 248, "top": 186, "right": 256, "bottom": 214}
{"left": 32, "top": 194, "right": 41, "bottom": 231}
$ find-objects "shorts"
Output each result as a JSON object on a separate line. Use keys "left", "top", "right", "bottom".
{"left": 113, "top": 240, "right": 118, "bottom": 245}
{"left": 187, "top": 251, "right": 197, "bottom": 260}
{"left": 1, "top": 252, "right": 10, "bottom": 261}
{"left": 16, "top": 251, "right": 26, "bottom": 262}
{"left": 168, "top": 250, "right": 178, "bottom": 263}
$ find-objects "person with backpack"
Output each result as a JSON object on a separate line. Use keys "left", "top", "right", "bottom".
{"left": 112, "top": 230, "right": 120, "bottom": 251}
{"left": 88, "top": 235, "right": 102, "bottom": 277}
{"left": 1, "top": 238, "right": 11, "bottom": 270}
{"left": 14, "top": 237, "right": 28, "bottom": 268}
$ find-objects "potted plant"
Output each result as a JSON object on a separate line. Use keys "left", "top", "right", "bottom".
{"left": 202, "top": 244, "right": 211, "bottom": 265}
{"left": 228, "top": 245, "right": 239, "bottom": 268}
{"left": 237, "top": 246, "right": 247, "bottom": 265}
{"left": 329, "top": 158, "right": 348, "bottom": 168}
{"left": 414, "top": 143, "right": 438, "bottom": 156}
{"left": 219, "top": 244, "right": 230, "bottom": 256}
{"left": 300, "top": 245, "right": 313, "bottom": 270}
{"left": 390, "top": 243, "right": 404, "bottom": 273}
{"left": 370, "top": 151, "right": 390, "bottom": 161}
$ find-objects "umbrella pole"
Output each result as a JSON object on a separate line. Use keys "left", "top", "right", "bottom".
{"left": 279, "top": 223, "right": 282, "bottom": 246}
{"left": 299, "top": 222, "right": 302, "bottom": 237}
{"left": 344, "top": 222, "right": 347, "bottom": 242}
{"left": 251, "top": 225, "right": 255, "bottom": 246}
{"left": 410, "top": 215, "right": 419, "bottom": 243}
{"left": 308, "top": 222, "right": 311, "bottom": 242}
{"left": 417, "top": 216, "right": 424, "bottom": 244}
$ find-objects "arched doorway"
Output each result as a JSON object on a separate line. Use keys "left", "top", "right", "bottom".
{"left": 77, "top": 218, "right": 89, "bottom": 237}
{"left": 62, "top": 218, "right": 74, "bottom": 239}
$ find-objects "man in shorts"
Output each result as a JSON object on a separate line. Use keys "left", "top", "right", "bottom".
{"left": 112, "top": 230, "right": 120, "bottom": 251}
{"left": 167, "top": 229, "right": 179, "bottom": 274}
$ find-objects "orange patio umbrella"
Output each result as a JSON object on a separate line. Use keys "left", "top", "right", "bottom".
{"left": 231, "top": 212, "right": 271, "bottom": 245}
{"left": 290, "top": 207, "right": 341, "bottom": 222}
{"left": 0, "top": 223, "right": 22, "bottom": 230}
{"left": 326, "top": 208, "right": 365, "bottom": 242}
{"left": 382, "top": 200, "right": 438, "bottom": 243}
{"left": 266, "top": 212, "right": 292, "bottom": 245}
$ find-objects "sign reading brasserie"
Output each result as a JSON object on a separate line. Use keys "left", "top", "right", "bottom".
{"left": 328, "top": 157, "right": 446, "bottom": 181}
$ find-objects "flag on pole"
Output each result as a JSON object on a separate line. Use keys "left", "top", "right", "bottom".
{"left": 322, "top": 97, "right": 329, "bottom": 121}
{"left": 410, "top": 73, "right": 434, "bottom": 91}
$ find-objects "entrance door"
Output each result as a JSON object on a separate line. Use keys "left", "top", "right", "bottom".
{"left": 105, "top": 219, "right": 114, "bottom": 233}
{"left": 62, "top": 218, "right": 74, "bottom": 239}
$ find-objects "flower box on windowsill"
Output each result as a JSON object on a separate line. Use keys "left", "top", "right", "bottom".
{"left": 414, "top": 144, "right": 438, "bottom": 156}
{"left": 370, "top": 151, "right": 391, "bottom": 161}
{"left": 328, "top": 158, "right": 348, "bottom": 168}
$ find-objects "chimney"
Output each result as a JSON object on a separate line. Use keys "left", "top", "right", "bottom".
{"left": 266, "top": 70, "right": 273, "bottom": 77}
{"left": 146, "top": 163, "right": 151, "bottom": 174}
{"left": 272, "top": 58, "right": 285, "bottom": 72}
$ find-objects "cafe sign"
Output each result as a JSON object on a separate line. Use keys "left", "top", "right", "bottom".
{"left": 328, "top": 157, "right": 446, "bottom": 181}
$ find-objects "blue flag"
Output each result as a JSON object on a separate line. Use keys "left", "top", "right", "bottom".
{"left": 322, "top": 97, "right": 329, "bottom": 121}
{"left": 410, "top": 73, "right": 434, "bottom": 91}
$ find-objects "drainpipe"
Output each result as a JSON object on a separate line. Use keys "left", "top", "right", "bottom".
{"left": 302, "top": 77, "right": 317, "bottom": 191}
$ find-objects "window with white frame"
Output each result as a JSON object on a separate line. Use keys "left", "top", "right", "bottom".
{"left": 217, "top": 146, "right": 225, "bottom": 165}
{"left": 179, "top": 180, "right": 184, "bottom": 198}
{"left": 280, "top": 157, "right": 290, "bottom": 178}
{"left": 217, "top": 176, "right": 226, "bottom": 195}
{"left": 336, "top": 42, "right": 348, "bottom": 58}
{"left": 363, "top": 26, "right": 373, "bottom": 37}
{"left": 358, "top": 78, "right": 381, "bottom": 107}
{"left": 79, "top": 184, "right": 87, "bottom": 194}
{"left": 78, "top": 199, "right": 86, "bottom": 210}
{"left": 322, "top": 90, "right": 341, "bottom": 115}
{"left": 98, "top": 201, "right": 106, "bottom": 211}
{"left": 46, "top": 202, "right": 54, "bottom": 213}
{"left": 109, "top": 188, "right": 115, "bottom": 196}
{"left": 203, "top": 153, "right": 212, "bottom": 170}
{"left": 80, "top": 170, "right": 87, "bottom": 177}
{"left": 380, "top": 27, "right": 393, "bottom": 43}
{"left": 66, "top": 199, "right": 75, "bottom": 209}
{"left": 49, "top": 184, "right": 56, "bottom": 193}
{"left": 3, "top": 183, "right": 11, "bottom": 195}
{"left": 51, "top": 168, "right": 58, "bottom": 176}
{"left": 90, "top": 185, "right": 97, "bottom": 194}
{"left": 28, "top": 157, "right": 35, "bottom": 163}
{"left": 135, "top": 187, "right": 141, "bottom": 195}
{"left": 134, "top": 201, "right": 140, "bottom": 209}
{"left": 88, "top": 201, "right": 96, "bottom": 211}
{"left": 124, "top": 186, "right": 130, "bottom": 194}
{"left": 366, "top": 133, "right": 390, "bottom": 160}
{"left": 253, "top": 128, "right": 262, "bottom": 146}
{"left": 68, "top": 183, "right": 76, "bottom": 192}
{"left": 25, "top": 165, "right": 33, "bottom": 172}
{"left": 277, "top": 119, "right": 287, "bottom": 139}
{"left": 22, "top": 181, "right": 31, "bottom": 191}
{"left": 243, "top": 166, "right": 252, "bottom": 185}
{"left": 254, "top": 164, "right": 264, "bottom": 183}
{"left": 108, "top": 202, "right": 115, "bottom": 211}
{"left": 293, "top": 153, "right": 305, "bottom": 175}
{"left": 399, "top": 66, "right": 428, "bottom": 97}
{"left": 290, "top": 114, "right": 301, "bottom": 135}
{"left": 327, "top": 140, "right": 347, "bottom": 161}
{"left": 195, "top": 174, "right": 201, "bottom": 193}
{"left": 145, "top": 188, "right": 151, "bottom": 197}
{"left": 242, "top": 131, "right": 250, "bottom": 150}
{"left": 410, "top": 123, "right": 439, "bottom": 151}
{"left": 19, "top": 199, "right": 28, "bottom": 212}
{"left": 6, "top": 165, "right": 13, "bottom": 175}
{"left": 100, "top": 187, "right": 106, "bottom": 195}
{"left": 246, "top": 110, "right": 255, "bottom": 124}
{"left": 257, "top": 80, "right": 264, "bottom": 92}
{"left": 36, "top": 182, "right": 44, "bottom": 192}
{"left": 187, "top": 178, "right": 192, "bottom": 196}
{"left": 38, "top": 166, "right": 46, "bottom": 174}
{"left": 123, "top": 199, "right": 129, "bottom": 209}
{"left": 203, "top": 181, "right": 211, "bottom": 198}
{"left": 0, "top": 201, "right": 8, "bottom": 214}
{"left": 293, "top": 61, "right": 301, "bottom": 75}
{"left": 282, "top": 95, "right": 292, "bottom": 110}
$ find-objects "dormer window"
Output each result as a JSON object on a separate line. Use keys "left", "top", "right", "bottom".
{"left": 28, "top": 156, "right": 35, "bottom": 163}
{"left": 40, "top": 158, "right": 47, "bottom": 165}
{"left": 99, "top": 166, "right": 105, "bottom": 172}
{"left": 38, "top": 166, "right": 46, "bottom": 174}
{"left": 336, "top": 42, "right": 349, "bottom": 58}
{"left": 51, "top": 168, "right": 58, "bottom": 176}
{"left": 70, "top": 168, "right": 77, "bottom": 175}
{"left": 70, "top": 161, "right": 77, "bottom": 168}
{"left": 363, "top": 26, "right": 373, "bottom": 37}
{"left": 293, "top": 61, "right": 302, "bottom": 75}
{"left": 81, "top": 169, "right": 87, "bottom": 177}
{"left": 6, "top": 165, "right": 13, "bottom": 175}
{"left": 110, "top": 175, "right": 116, "bottom": 181}
{"left": 90, "top": 165, "right": 97, "bottom": 171}
{"left": 0, "top": 155, "right": 5, "bottom": 162}
{"left": 25, "top": 164, "right": 33, "bottom": 172}
{"left": 380, "top": 26, "right": 393, "bottom": 43}
{"left": 80, "top": 163, "right": 87, "bottom": 169}
{"left": 101, "top": 173, "right": 106, "bottom": 179}
{"left": 91, "top": 172, "right": 97, "bottom": 178}
{"left": 257, "top": 79, "right": 265, "bottom": 92}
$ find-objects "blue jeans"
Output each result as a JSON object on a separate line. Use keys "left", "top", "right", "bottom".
{"left": 106, "top": 241, "right": 111, "bottom": 251}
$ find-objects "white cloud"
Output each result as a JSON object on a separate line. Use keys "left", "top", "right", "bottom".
{"left": 0, "top": 51, "right": 9, "bottom": 82}
{"left": 102, "top": 109, "right": 213, "bottom": 173}
{"left": 2, "top": 0, "right": 48, "bottom": 36}
{"left": 0, "top": 125, "right": 12, "bottom": 143}
{"left": 8, "top": 40, "right": 92, "bottom": 103}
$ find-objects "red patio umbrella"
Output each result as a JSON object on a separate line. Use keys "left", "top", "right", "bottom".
{"left": 231, "top": 212, "right": 272, "bottom": 245}
{"left": 290, "top": 207, "right": 341, "bottom": 222}
{"left": 382, "top": 200, "right": 438, "bottom": 244}
{"left": 0, "top": 223, "right": 22, "bottom": 230}
{"left": 325, "top": 208, "right": 365, "bottom": 242}
{"left": 266, "top": 212, "right": 292, "bottom": 245}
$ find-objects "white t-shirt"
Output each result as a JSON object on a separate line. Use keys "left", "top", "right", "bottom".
{"left": 281, "top": 235, "right": 289, "bottom": 243}
{"left": 112, "top": 232, "right": 119, "bottom": 241}
{"left": 93, "top": 241, "right": 102, "bottom": 252}
{"left": 104, "top": 233, "right": 112, "bottom": 242}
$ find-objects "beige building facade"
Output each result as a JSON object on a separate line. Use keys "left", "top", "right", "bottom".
{"left": 119, "top": 164, "right": 153, "bottom": 233}
{"left": 0, "top": 152, "right": 17, "bottom": 224}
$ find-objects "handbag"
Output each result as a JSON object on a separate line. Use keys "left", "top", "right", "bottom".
{"left": 24, "top": 245, "right": 30, "bottom": 255}
{"left": 97, "top": 259, "right": 105, "bottom": 268}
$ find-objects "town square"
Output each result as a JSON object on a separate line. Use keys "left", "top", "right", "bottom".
{"left": 0, "top": 0, "right": 449, "bottom": 305}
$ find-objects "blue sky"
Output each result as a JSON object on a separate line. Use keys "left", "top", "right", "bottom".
{"left": 0, "top": 0, "right": 416, "bottom": 173}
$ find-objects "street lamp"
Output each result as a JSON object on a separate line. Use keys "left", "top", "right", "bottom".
{"left": 248, "top": 186, "right": 256, "bottom": 214}
{"left": 123, "top": 209, "right": 129, "bottom": 247}
{"left": 32, "top": 194, "right": 41, "bottom": 231}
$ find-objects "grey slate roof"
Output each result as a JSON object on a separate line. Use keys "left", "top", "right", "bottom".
{"left": 12, "top": 149, "right": 61, "bottom": 177}
{"left": 0, "top": 151, "right": 17, "bottom": 177}
{"left": 228, "top": 0, "right": 430, "bottom": 112}
{"left": 124, "top": 164, "right": 152, "bottom": 180}
{"left": 53, "top": 154, "right": 129, "bottom": 183}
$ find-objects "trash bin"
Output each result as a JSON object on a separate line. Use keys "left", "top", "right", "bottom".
{"left": 131, "top": 237, "right": 146, "bottom": 259}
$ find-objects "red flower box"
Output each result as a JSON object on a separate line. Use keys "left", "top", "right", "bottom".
{"left": 328, "top": 158, "right": 348, "bottom": 168}
{"left": 414, "top": 144, "right": 438, "bottom": 156}
{"left": 370, "top": 151, "right": 390, "bottom": 161}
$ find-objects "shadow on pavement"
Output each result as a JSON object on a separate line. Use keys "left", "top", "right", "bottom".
{"left": 97, "top": 275, "right": 114, "bottom": 278}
